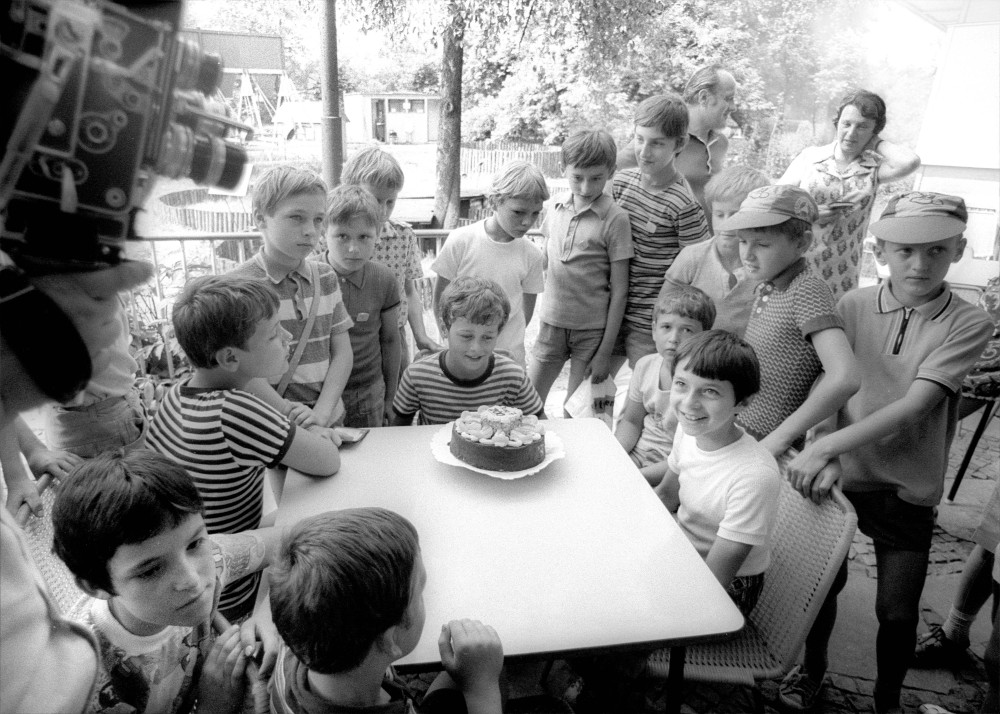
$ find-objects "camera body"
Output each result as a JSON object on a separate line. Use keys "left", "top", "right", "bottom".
{"left": 0, "top": 0, "right": 250, "bottom": 266}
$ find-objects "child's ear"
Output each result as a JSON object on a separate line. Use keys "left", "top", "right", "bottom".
{"left": 735, "top": 394, "right": 754, "bottom": 413}
{"left": 253, "top": 209, "right": 268, "bottom": 230}
{"left": 379, "top": 625, "right": 405, "bottom": 659}
{"left": 795, "top": 229, "right": 813, "bottom": 256}
{"left": 674, "top": 134, "right": 689, "bottom": 156}
{"left": 76, "top": 576, "right": 113, "bottom": 601}
{"left": 214, "top": 346, "right": 241, "bottom": 372}
{"left": 952, "top": 236, "right": 968, "bottom": 263}
{"left": 872, "top": 241, "right": 888, "bottom": 266}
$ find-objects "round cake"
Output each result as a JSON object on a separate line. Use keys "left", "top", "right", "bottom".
{"left": 449, "top": 406, "right": 546, "bottom": 472}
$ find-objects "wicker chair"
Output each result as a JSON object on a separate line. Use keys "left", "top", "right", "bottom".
{"left": 645, "top": 479, "right": 857, "bottom": 713}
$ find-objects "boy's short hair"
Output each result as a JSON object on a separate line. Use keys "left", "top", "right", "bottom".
{"left": 173, "top": 274, "right": 280, "bottom": 369}
{"left": 673, "top": 329, "right": 761, "bottom": 404}
{"left": 341, "top": 146, "right": 405, "bottom": 192}
{"left": 52, "top": 451, "right": 203, "bottom": 594}
{"left": 654, "top": 286, "right": 716, "bottom": 332}
{"left": 704, "top": 166, "right": 771, "bottom": 207}
{"left": 869, "top": 191, "right": 967, "bottom": 244}
{"left": 269, "top": 508, "right": 419, "bottom": 674}
{"left": 487, "top": 160, "right": 550, "bottom": 208}
{"left": 438, "top": 276, "right": 511, "bottom": 333}
{"left": 561, "top": 129, "right": 618, "bottom": 172}
{"left": 634, "top": 93, "right": 688, "bottom": 140}
{"left": 251, "top": 165, "right": 327, "bottom": 218}
{"left": 834, "top": 89, "right": 887, "bottom": 135}
{"left": 326, "top": 184, "right": 383, "bottom": 230}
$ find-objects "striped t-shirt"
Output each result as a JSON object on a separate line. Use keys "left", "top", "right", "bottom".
{"left": 612, "top": 168, "right": 709, "bottom": 335}
{"left": 229, "top": 253, "right": 353, "bottom": 405}
{"left": 393, "top": 351, "right": 544, "bottom": 425}
{"left": 147, "top": 381, "right": 295, "bottom": 616}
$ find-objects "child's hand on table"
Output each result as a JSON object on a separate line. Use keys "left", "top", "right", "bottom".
{"left": 438, "top": 619, "right": 504, "bottom": 706}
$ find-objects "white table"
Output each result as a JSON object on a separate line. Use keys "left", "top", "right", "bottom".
{"left": 277, "top": 418, "right": 744, "bottom": 707}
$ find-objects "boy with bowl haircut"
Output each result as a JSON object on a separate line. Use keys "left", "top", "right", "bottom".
{"left": 777, "top": 193, "right": 993, "bottom": 714}
{"left": 52, "top": 451, "right": 283, "bottom": 714}
{"left": 528, "top": 129, "right": 633, "bottom": 413}
{"left": 230, "top": 165, "right": 354, "bottom": 428}
{"left": 612, "top": 92, "right": 710, "bottom": 368}
{"left": 660, "top": 165, "right": 771, "bottom": 337}
{"left": 615, "top": 287, "right": 715, "bottom": 485}
{"left": 318, "top": 185, "right": 401, "bottom": 428}
{"left": 392, "top": 277, "right": 544, "bottom": 426}
{"left": 147, "top": 274, "right": 340, "bottom": 620}
{"left": 720, "top": 184, "right": 860, "bottom": 457}
{"left": 431, "top": 160, "right": 547, "bottom": 367}
{"left": 654, "top": 330, "right": 780, "bottom": 616}
{"left": 341, "top": 147, "right": 441, "bottom": 374}
{"left": 269, "top": 508, "right": 504, "bottom": 714}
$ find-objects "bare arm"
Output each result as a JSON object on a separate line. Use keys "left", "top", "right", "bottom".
{"left": 873, "top": 138, "right": 921, "bottom": 183}
{"left": 1, "top": 421, "right": 38, "bottom": 517}
{"left": 15, "top": 414, "right": 82, "bottom": 481}
{"left": 243, "top": 379, "right": 314, "bottom": 426}
{"left": 433, "top": 276, "right": 451, "bottom": 336}
{"left": 379, "top": 306, "right": 401, "bottom": 422}
{"left": 405, "top": 279, "right": 440, "bottom": 352}
{"left": 312, "top": 331, "right": 353, "bottom": 427}
{"left": 522, "top": 293, "right": 537, "bottom": 329}
{"left": 761, "top": 327, "right": 860, "bottom": 457}
{"left": 587, "top": 259, "right": 629, "bottom": 383}
{"left": 786, "top": 379, "right": 948, "bottom": 502}
{"left": 652, "top": 467, "right": 680, "bottom": 512}
{"left": 614, "top": 396, "right": 646, "bottom": 456}
{"left": 279, "top": 425, "right": 340, "bottom": 476}
{"left": 705, "top": 537, "right": 754, "bottom": 590}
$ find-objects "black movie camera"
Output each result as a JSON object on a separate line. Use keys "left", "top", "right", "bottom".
{"left": 0, "top": 0, "right": 251, "bottom": 268}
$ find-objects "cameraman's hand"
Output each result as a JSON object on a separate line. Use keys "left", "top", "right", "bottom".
{"left": 26, "top": 447, "right": 82, "bottom": 481}
{"left": 197, "top": 625, "right": 247, "bottom": 714}
{"left": 32, "top": 261, "right": 153, "bottom": 359}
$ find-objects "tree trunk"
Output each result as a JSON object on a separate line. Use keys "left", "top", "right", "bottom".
{"left": 434, "top": 4, "right": 464, "bottom": 229}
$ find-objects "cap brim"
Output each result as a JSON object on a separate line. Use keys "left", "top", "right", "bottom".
{"left": 868, "top": 216, "right": 966, "bottom": 244}
{"left": 718, "top": 212, "right": 793, "bottom": 231}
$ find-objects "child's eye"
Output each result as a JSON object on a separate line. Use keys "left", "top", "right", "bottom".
{"left": 187, "top": 537, "right": 205, "bottom": 552}
{"left": 137, "top": 564, "right": 162, "bottom": 580}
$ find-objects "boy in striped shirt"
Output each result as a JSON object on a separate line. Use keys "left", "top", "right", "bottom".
{"left": 612, "top": 93, "right": 710, "bottom": 368}
{"left": 392, "top": 277, "right": 544, "bottom": 425}
{"left": 147, "top": 275, "right": 340, "bottom": 620}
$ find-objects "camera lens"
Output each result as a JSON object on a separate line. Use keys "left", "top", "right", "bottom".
{"left": 189, "top": 134, "right": 248, "bottom": 189}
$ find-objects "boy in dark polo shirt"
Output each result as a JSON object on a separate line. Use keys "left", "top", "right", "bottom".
{"left": 318, "top": 185, "right": 400, "bottom": 427}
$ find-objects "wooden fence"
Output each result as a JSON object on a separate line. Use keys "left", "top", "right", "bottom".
{"left": 459, "top": 141, "right": 562, "bottom": 178}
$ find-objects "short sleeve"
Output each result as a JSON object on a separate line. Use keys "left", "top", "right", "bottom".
{"left": 400, "top": 225, "right": 424, "bottom": 281}
{"left": 917, "top": 310, "right": 993, "bottom": 393}
{"left": 512, "top": 369, "right": 545, "bottom": 416}
{"left": 796, "top": 276, "right": 843, "bottom": 339}
{"left": 716, "top": 463, "right": 781, "bottom": 547}
{"left": 605, "top": 211, "right": 635, "bottom": 262}
{"left": 676, "top": 199, "right": 710, "bottom": 246}
{"left": 663, "top": 245, "right": 699, "bottom": 287}
{"left": 522, "top": 243, "right": 545, "bottom": 294}
{"left": 666, "top": 424, "right": 684, "bottom": 473}
{"left": 380, "top": 269, "right": 402, "bottom": 313}
{"left": 220, "top": 391, "right": 297, "bottom": 469}
{"left": 627, "top": 354, "right": 656, "bottom": 403}
{"left": 393, "top": 365, "right": 420, "bottom": 417}
{"left": 430, "top": 230, "right": 464, "bottom": 281}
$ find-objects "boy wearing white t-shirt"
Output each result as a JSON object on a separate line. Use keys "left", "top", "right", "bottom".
{"left": 654, "top": 329, "right": 780, "bottom": 615}
{"left": 432, "top": 160, "right": 547, "bottom": 367}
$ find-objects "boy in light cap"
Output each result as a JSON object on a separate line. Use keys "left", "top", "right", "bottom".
{"left": 721, "top": 184, "right": 860, "bottom": 459}
{"left": 777, "top": 191, "right": 993, "bottom": 714}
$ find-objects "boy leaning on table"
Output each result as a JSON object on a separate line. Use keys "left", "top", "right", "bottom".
{"left": 392, "top": 277, "right": 544, "bottom": 426}
{"left": 776, "top": 192, "right": 994, "bottom": 714}
{"left": 268, "top": 507, "right": 505, "bottom": 714}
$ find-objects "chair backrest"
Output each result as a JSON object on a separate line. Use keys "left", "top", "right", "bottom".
{"left": 747, "top": 478, "right": 857, "bottom": 667}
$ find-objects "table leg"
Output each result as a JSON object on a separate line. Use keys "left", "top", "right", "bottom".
{"left": 664, "top": 645, "right": 686, "bottom": 714}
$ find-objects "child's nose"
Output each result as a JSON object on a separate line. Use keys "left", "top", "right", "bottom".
{"left": 173, "top": 561, "right": 202, "bottom": 592}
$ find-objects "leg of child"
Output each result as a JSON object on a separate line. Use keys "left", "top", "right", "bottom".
{"left": 528, "top": 359, "right": 565, "bottom": 409}
{"left": 873, "top": 545, "right": 930, "bottom": 713}
{"left": 983, "top": 579, "right": 999, "bottom": 714}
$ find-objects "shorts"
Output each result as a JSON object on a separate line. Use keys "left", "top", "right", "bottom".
{"left": 611, "top": 324, "right": 656, "bottom": 368}
{"left": 973, "top": 480, "right": 1000, "bottom": 553}
{"left": 728, "top": 572, "right": 765, "bottom": 617}
{"left": 846, "top": 490, "right": 936, "bottom": 552}
{"left": 531, "top": 322, "right": 605, "bottom": 364}
{"left": 342, "top": 380, "right": 386, "bottom": 428}
{"left": 45, "top": 389, "right": 147, "bottom": 458}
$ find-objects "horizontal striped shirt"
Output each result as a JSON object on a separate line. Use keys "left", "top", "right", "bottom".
{"left": 147, "top": 381, "right": 295, "bottom": 615}
{"left": 229, "top": 253, "right": 353, "bottom": 405}
{"left": 612, "top": 168, "right": 709, "bottom": 334}
{"left": 393, "top": 351, "right": 544, "bottom": 425}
